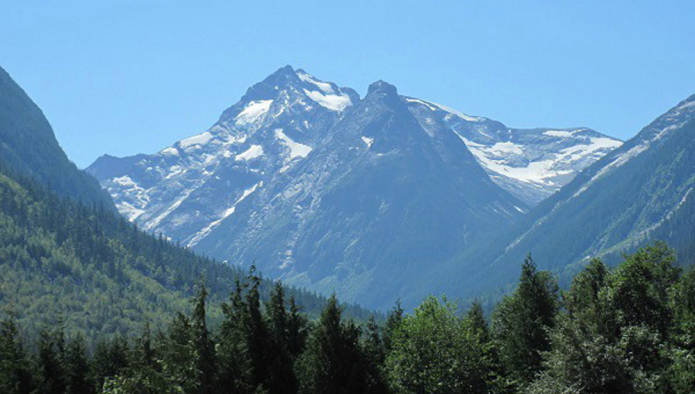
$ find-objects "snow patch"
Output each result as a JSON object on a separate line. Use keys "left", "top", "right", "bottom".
{"left": 456, "top": 133, "right": 572, "bottom": 186}
{"left": 275, "top": 129, "right": 312, "bottom": 159}
{"left": 235, "top": 100, "right": 272, "bottom": 125}
{"left": 489, "top": 141, "right": 524, "bottom": 155}
{"left": 113, "top": 175, "right": 139, "bottom": 187}
{"left": 187, "top": 181, "right": 263, "bottom": 247}
{"left": 404, "top": 97, "right": 438, "bottom": 112}
{"left": 160, "top": 147, "right": 179, "bottom": 156}
{"left": 116, "top": 201, "right": 146, "bottom": 222}
{"left": 543, "top": 130, "right": 575, "bottom": 138}
{"left": 431, "top": 102, "right": 481, "bottom": 122}
{"left": 235, "top": 144, "right": 264, "bottom": 161}
{"left": 179, "top": 132, "right": 213, "bottom": 148}
{"left": 145, "top": 186, "right": 200, "bottom": 231}
{"left": 303, "top": 89, "right": 352, "bottom": 111}
{"left": 297, "top": 71, "right": 334, "bottom": 94}
{"left": 676, "top": 100, "right": 695, "bottom": 111}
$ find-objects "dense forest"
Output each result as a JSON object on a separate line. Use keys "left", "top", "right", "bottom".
{"left": 0, "top": 160, "right": 374, "bottom": 343}
{"left": 1, "top": 242, "right": 693, "bottom": 393}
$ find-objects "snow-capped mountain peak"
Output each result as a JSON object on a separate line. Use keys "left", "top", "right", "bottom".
{"left": 88, "top": 66, "right": 356, "bottom": 236}
{"left": 87, "top": 66, "right": 626, "bottom": 309}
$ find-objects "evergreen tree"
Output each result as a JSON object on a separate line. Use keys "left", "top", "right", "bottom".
{"left": 190, "top": 280, "right": 217, "bottom": 394}
{"left": 244, "top": 266, "right": 272, "bottom": 391}
{"left": 265, "top": 282, "right": 298, "bottom": 394}
{"left": 160, "top": 312, "right": 192, "bottom": 392}
{"left": 491, "top": 254, "right": 559, "bottom": 389}
{"left": 63, "top": 334, "right": 93, "bottom": 394}
{"left": 297, "top": 295, "right": 368, "bottom": 394}
{"left": 466, "top": 301, "right": 489, "bottom": 342}
{"left": 36, "top": 328, "right": 67, "bottom": 394}
{"left": 218, "top": 279, "right": 251, "bottom": 393}
{"left": 91, "top": 336, "right": 130, "bottom": 391}
{"left": 465, "top": 301, "right": 502, "bottom": 390}
{"left": 382, "top": 301, "right": 403, "bottom": 354}
{"left": 0, "top": 314, "right": 34, "bottom": 394}
{"left": 286, "top": 296, "right": 308, "bottom": 359}
{"left": 362, "top": 316, "right": 389, "bottom": 394}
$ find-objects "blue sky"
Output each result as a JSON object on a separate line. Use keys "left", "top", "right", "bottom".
{"left": 1, "top": 1, "right": 693, "bottom": 168}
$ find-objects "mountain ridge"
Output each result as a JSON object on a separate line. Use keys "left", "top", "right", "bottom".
{"left": 87, "top": 66, "right": 623, "bottom": 309}
{"left": 435, "top": 92, "right": 695, "bottom": 302}
{"left": 0, "top": 66, "right": 115, "bottom": 209}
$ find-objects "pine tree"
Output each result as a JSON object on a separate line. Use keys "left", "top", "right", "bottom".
{"left": 64, "top": 334, "right": 93, "bottom": 394}
{"left": 382, "top": 301, "right": 403, "bottom": 354}
{"left": 36, "top": 328, "right": 67, "bottom": 394}
{"left": 297, "top": 295, "right": 368, "bottom": 394}
{"left": 91, "top": 336, "right": 131, "bottom": 391}
{"left": 190, "top": 280, "right": 217, "bottom": 394}
{"left": 265, "top": 282, "right": 298, "bottom": 394}
{"left": 466, "top": 301, "right": 489, "bottom": 342}
{"left": 286, "top": 296, "right": 308, "bottom": 359}
{"left": 491, "top": 254, "right": 559, "bottom": 389}
{"left": 362, "top": 316, "right": 388, "bottom": 394}
{"left": 160, "top": 312, "right": 192, "bottom": 392}
{"left": 0, "top": 315, "right": 34, "bottom": 394}
{"left": 244, "top": 265, "right": 271, "bottom": 391}
{"left": 218, "top": 279, "right": 251, "bottom": 393}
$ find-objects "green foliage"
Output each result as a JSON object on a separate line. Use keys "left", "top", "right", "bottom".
{"left": 385, "top": 296, "right": 497, "bottom": 393}
{"left": 0, "top": 66, "right": 114, "bottom": 209}
{"left": 1, "top": 162, "right": 694, "bottom": 394}
{"left": 1, "top": 243, "right": 694, "bottom": 393}
{"left": 491, "top": 254, "right": 559, "bottom": 389}
{"left": 0, "top": 162, "right": 375, "bottom": 344}
{"left": 296, "top": 295, "right": 373, "bottom": 394}
{"left": 529, "top": 242, "right": 690, "bottom": 393}
{"left": 0, "top": 314, "right": 34, "bottom": 393}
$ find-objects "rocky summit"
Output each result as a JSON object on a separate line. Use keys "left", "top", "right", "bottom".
{"left": 87, "top": 66, "right": 621, "bottom": 309}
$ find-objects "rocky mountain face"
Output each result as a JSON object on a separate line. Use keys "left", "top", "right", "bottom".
{"left": 445, "top": 93, "right": 695, "bottom": 301}
{"left": 0, "top": 66, "right": 114, "bottom": 209}
{"left": 88, "top": 66, "right": 621, "bottom": 309}
{"left": 403, "top": 97, "right": 622, "bottom": 204}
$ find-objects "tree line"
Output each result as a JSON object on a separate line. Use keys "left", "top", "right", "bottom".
{"left": 0, "top": 160, "right": 374, "bottom": 342}
{"left": 2, "top": 242, "right": 693, "bottom": 393}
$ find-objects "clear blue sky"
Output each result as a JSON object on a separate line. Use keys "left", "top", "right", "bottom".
{"left": 1, "top": 1, "right": 693, "bottom": 168}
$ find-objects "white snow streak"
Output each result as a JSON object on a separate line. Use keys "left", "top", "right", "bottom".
{"left": 275, "top": 129, "right": 312, "bottom": 159}
{"left": 187, "top": 181, "right": 263, "bottom": 247}
{"left": 179, "top": 132, "right": 213, "bottom": 148}
{"left": 235, "top": 100, "right": 273, "bottom": 125}
{"left": 303, "top": 89, "right": 352, "bottom": 111}
{"left": 235, "top": 144, "right": 264, "bottom": 161}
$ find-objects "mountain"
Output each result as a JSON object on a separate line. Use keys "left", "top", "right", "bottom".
{"left": 0, "top": 70, "right": 374, "bottom": 341}
{"left": 87, "top": 66, "right": 620, "bottom": 309}
{"left": 0, "top": 66, "right": 114, "bottom": 209}
{"left": 403, "top": 97, "right": 622, "bottom": 204}
{"left": 450, "top": 93, "right": 695, "bottom": 299}
{"left": 0, "top": 160, "right": 374, "bottom": 341}
{"left": 88, "top": 66, "right": 358, "bottom": 236}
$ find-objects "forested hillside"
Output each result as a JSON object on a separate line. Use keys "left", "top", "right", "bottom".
{"left": 0, "top": 161, "right": 374, "bottom": 343}
{"left": 2, "top": 243, "right": 693, "bottom": 393}
{"left": 0, "top": 66, "right": 114, "bottom": 209}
